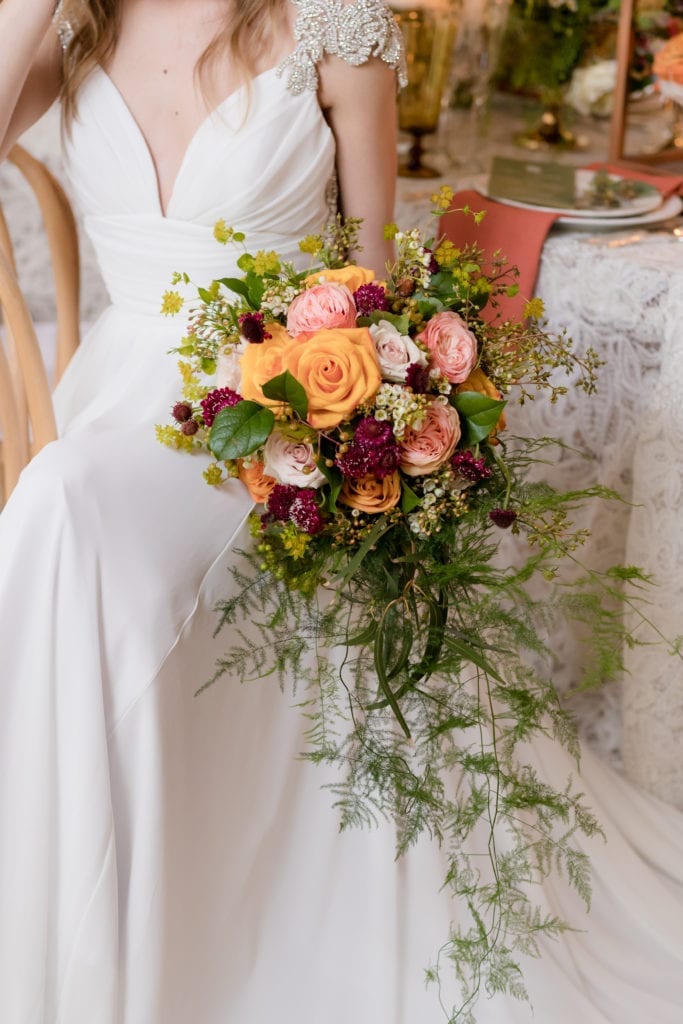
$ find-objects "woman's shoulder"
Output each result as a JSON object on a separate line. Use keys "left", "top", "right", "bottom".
{"left": 279, "top": 0, "right": 406, "bottom": 95}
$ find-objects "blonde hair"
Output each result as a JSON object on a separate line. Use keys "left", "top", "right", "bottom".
{"left": 59, "top": 0, "right": 288, "bottom": 123}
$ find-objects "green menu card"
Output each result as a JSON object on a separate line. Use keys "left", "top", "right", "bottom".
{"left": 488, "top": 157, "right": 576, "bottom": 208}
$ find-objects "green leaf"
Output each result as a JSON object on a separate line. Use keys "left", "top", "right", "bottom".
{"left": 245, "top": 271, "right": 265, "bottom": 309}
{"left": 451, "top": 390, "right": 506, "bottom": 444}
{"left": 318, "top": 459, "right": 343, "bottom": 514}
{"left": 209, "top": 401, "right": 274, "bottom": 460}
{"left": 237, "top": 253, "right": 254, "bottom": 272}
{"left": 198, "top": 286, "right": 214, "bottom": 304}
{"left": 366, "top": 310, "right": 411, "bottom": 334}
{"left": 217, "top": 277, "right": 250, "bottom": 300}
{"left": 261, "top": 370, "right": 308, "bottom": 419}
{"left": 415, "top": 296, "right": 444, "bottom": 317}
{"left": 201, "top": 357, "right": 217, "bottom": 376}
{"left": 400, "top": 481, "right": 421, "bottom": 514}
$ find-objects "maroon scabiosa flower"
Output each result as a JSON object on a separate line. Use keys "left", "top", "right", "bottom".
{"left": 353, "top": 283, "right": 388, "bottom": 317}
{"left": 353, "top": 417, "right": 394, "bottom": 448}
{"left": 452, "top": 450, "right": 492, "bottom": 483}
{"left": 200, "top": 387, "right": 242, "bottom": 427}
{"left": 405, "top": 362, "right": 431, "bottom": 394}
{"left": 238, "top": 311, "right": 271, "bottom": 344}
{"left": 266, "top": 484, "right": 298, "bottom": 522}
{"left": 489, "top": 508, "right": 517, "bottom": 529}
{"left": 172, "top": 401, "right": 193, "bottom": 423}
{"left": 366, "top": 443, "right": 401, "bottom": 479}
{"left": 336, "top": 445, "right": 371, "bottom": 479}
{"left": 181, "top": 419, "right": 198, "bottom": 436}
{"left": 289, "top": 489, "right": 325, "bottom": 535}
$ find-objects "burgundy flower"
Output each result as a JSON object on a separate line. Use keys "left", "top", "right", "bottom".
{"left": 452, "top": 450, "right": 492, "bottom": 483}
{"left": 238, "top": 311, "right": 271, "bottom": 344}
{"left": 172, "top": 401, "right": 193, "bottom": 423}
{"left": 366, "top": 443, "right": 401, "bottom": 479}
{"left": 405, "top": 362, "right": 431, "bottom": 394}
{"left": 289, "top": 489, "right": 325, "bottom": 535}
{"left": 266, "top": 484, "right": 298, "bottom": 522}
{"left": 336, "top": 445, "right": 371, "bottom": 479}
{"left": 353, "top": 283, "right": 388, "bottom": 317}
{"left": 489, "top": 508, "right": 517, "bottom": 529}
{"left": 181, "top": 419, "right": 198, "bottom": 436}
{"left": 200, "top": 387, "right": 242, "bottom": 427}
{"left": 353, "top": 417, "right": 394, "bottom": 448}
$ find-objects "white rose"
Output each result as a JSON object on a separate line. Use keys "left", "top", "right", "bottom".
{"left": 215, "top": 341, "right": 245, "bottom": 392}
{"left": 369, "top": 320, "right": 427, "bottom": 384}
{"left": 262, "top": 430, "right": 326, "bottom": 489}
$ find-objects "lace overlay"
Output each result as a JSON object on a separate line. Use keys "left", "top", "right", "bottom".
{"left": 279, "top": 0, "right": 407, "bottom": 94}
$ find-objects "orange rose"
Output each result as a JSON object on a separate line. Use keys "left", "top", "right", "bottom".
{"left": 284, "top": 327, "right": 381, "bottom": 430}
{"left": 304, "top": 265, "right": 376, "bottom": 293}
{"left": 237, "top": 460, "right": 277, "bottom": 503}
{"left": 456, "top": 368, "right": 506, "bottom": 438}
{"left": 338, "top": 472, "right": 401, "bottom": 514}
{"left": 239, "top": 323, "right": 296, "bottom": 409}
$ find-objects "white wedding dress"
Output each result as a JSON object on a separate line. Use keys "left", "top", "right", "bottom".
{"left": 1, "top": 4, "right": 683, "bottom": 1022}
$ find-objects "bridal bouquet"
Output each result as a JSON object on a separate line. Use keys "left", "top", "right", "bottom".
{"left": 157, "top": 195, "right": 646, "bottom": 1022}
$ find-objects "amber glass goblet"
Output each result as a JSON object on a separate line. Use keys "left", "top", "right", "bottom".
{"left": 393, "top": 6, "right": 457, "bottom": 178}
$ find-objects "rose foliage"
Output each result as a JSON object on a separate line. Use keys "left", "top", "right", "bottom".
{"left": 157, "top": 207, "right": 664, "bottom": 1022}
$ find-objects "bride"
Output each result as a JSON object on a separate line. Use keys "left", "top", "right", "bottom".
{"left": 0, "top": 1, "right": 682, "bottom": 1022}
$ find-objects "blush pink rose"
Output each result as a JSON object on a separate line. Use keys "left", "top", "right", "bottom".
{"left": 286, "top": 283, "right": 357, "bottom": 336}
{"left": 262, "top": 430, "right": 326, "bottom": 489}
{"left": 399, "top": 399, "right": 461, "bottom": 476}
{"left": 417, "top": 311, "right": 478, "bottom": 384}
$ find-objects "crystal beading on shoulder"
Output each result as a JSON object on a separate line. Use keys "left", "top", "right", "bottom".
{"left": 52, "top": 1, "right": 74, "bottom": 49}
{"left": 278, "top": 0, "right": 407, "bottom": 95}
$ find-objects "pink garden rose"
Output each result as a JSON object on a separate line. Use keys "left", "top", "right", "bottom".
{"left": 417, "top": 311, "right": 478, "bottom": 384}
{"left": 369, "top": 319, "right": 427, "bottom": 383}
{"left": 286, "top": 283, "right": 357, "bottom": 336}
{"left": 262, "top": 430, "right": 326, "bottom": 489}
{"left": 399, "top": 398, "right": 461, "bottom": 476}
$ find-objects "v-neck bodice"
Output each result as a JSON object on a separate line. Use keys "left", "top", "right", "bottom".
{"left": 63, "top": 66, "right": 336, "bottom": 315}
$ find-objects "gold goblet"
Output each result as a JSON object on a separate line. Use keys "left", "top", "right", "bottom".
{"left": 393, "top": 6, "right": 457, "bottom": 177}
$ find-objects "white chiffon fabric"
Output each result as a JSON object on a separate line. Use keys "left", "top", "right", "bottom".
{"left": 1, "top": 66, "right": 683, "bottom": 1024}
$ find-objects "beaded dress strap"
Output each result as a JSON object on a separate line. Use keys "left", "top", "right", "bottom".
{"left": 278, "top": 0, "right": 407, "bottom": 94}
{"left": 52, "top": 1, "right": 74, "bottom": 49}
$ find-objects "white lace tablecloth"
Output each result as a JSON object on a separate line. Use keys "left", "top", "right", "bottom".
{"left": 533, "top": 231, "right": 683, "bottom": 808}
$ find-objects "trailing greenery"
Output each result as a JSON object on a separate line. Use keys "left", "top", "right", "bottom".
{"left": 201, "top": 441, "right": 657, "bottom": 1021}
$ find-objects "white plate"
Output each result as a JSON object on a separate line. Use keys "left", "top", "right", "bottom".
{"left": 487, "top": 168, "right": 664, "bottom": 218}
{"left": 555, "top": 193, "right": 682, "bottom": 230}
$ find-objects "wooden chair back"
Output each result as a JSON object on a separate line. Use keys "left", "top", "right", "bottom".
{"left": 0, "top": 144, "right": 80, "bottom": 502}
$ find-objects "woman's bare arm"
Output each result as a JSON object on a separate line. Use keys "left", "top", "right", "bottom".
{"left": 318, "top": 54, "right": 398, "bottom": 277}
{"left": 0, "top": 0, "right": 63, "bottom": 162}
